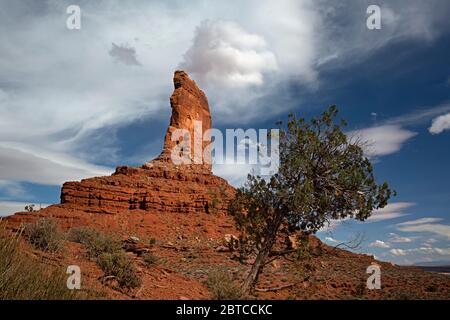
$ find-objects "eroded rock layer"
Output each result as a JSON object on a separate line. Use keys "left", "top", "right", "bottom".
{"left": 59, "top": 71, "right": 233, "bottom": 215}
{"left": 60, "top": 162, "right": 234, "bottom": 215}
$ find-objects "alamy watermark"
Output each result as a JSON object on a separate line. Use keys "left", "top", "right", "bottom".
{"left": 66, "top": 265, "right": 81, "bottom": 290}
{"left": 169, "top": 121, "right": 279, "bottom": 176}
{"left": 366, "top": 5, "right": 382, "bottom": 30}
{"left": 366, "top": 264, "right": 381, "bottom": 289}
{"left": 66, "top": 5, "right": 81, "bottom": 30}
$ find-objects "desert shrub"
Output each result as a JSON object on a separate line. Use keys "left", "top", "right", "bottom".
{"left": 0, "top": 226, "right": 79, "bottom": 300}
{"left": 24, "top": 218, "right": 64, "bottom": 253}
{"left": 97, "top": 251, "right": 141, "bottom": 288}
{"left": 205, "top": 269, "right": 244, "bottom": 300}
{"left": 69, "top": 227, "right": 141, "bottom": 288}
{"left": 142, "top": 252, "right": 158, "bottom": 266}
{"left": 426, "top": 284, "right": 438, "bottom": 293}
{"left": 69, "top": 227, "right": 121, "bottom": 259}
{"left": 354, "top": 282, "right": 366, "bottom": 297}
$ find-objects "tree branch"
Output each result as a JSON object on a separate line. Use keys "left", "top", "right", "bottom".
{"left": 255, "top": 283, "right": 295, "bottom": 292}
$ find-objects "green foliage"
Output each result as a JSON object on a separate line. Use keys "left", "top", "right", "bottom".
{"left": 97, "top": 251, "right": 141, "bottom": 288}
{"left": 205, "top": 269, "right": 244, "bottom": 300}
{"left": 230, "top": 106, "right": 394, "bottom": 253}
{"left": 229, "top": 106, "right": 394, "bottom": 290}
{"left": 24, "top": 218, "right": 64, "bottom": 253}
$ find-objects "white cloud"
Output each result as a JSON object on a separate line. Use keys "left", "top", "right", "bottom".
{"left": 370, "top": 240, "right": 391, "bottom": 248}
{"left": 397, "top": 217, "right": 443, "bottom": 226}
{"left": 0, "top": 143, "right": 112, "bottom": 185}
{"left": 366, "top": 202, "right": 414, "bottom": 222}
{"left": 390, "top": 246, "right": 450, "bottom": 257}
{"left": 0, "top": 0, "right": 449, "bottom": 190}
{"left": 319, "top": 202, "right": 414, "bottom": 232}
{"left": 388, "top": 233, "right": 414, "bottom": 243}
{"left": 325, "top": 236, "right": 338, "bottom": 243}
{"left": 0, "top": 180, "right": 26, "bottom": 199}
{"left": 0, "top": 201, "right": 49, "bottom": 217}
{"left": 181, "top": 20, "right": 278, "bottom": 88}
{"left": 390, "top": 248, "right": 407, "bottom": 256}
{"left": 429, "top": 112, "right": 450, "bottom": 134}
{"left": 348, "top": 125, "right": 417, "bottom": 157}
{"left": 396, "top": 218, "right": 450, "bottom": 240}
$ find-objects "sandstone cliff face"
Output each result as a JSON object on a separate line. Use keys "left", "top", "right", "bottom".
{"left": 59, "top": 71, "right": 233, "bottom": 215}
{"left": 154, "top": 70, "right": 212, "bottom": 171}
{"left": 9, "top": 71, "right": 234, "bottom": 221}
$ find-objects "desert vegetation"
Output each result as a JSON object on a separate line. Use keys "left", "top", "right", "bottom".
{"left": 0, "top": 223, "right": 78, "bottom": 300}
{"left": 229, "top": 106, "right": 394, "bottom": 293}
{"left": 69, "top": 227, "right": 141, "bottom": 289}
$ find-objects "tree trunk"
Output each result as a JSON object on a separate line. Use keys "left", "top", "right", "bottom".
{"left": 241, "top": 211, "right": 284, "bottom": 294}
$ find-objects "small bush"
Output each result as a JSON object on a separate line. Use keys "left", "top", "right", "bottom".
{"left": 69, "top": 227, "right": 121, "bottom": 259}
{"left": 69, "top": 227, "right": 141, "bottom": 289}
{"left": 97, "top": 251, "right": 141, "bottom": 288}
{"left": 205, "top": 269, "right": 244, "bottom": 300}
{"left": 24, "top": 218, "right": 63, "bottom": 252}
{"left": 142, "top": 252, "right": 158, "bottom": 266}
{"left": 426, "top": 284, "right": 438, "bottom": 293}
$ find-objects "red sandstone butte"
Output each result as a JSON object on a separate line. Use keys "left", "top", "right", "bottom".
{"left": 6, "top": 71, "right": 235, "bottom": 228}
{"left": 154, "top": 70, "right": 212, "bottom": 171}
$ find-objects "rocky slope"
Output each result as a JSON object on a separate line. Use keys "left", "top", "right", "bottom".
{"left": 3, "top": 71, "right": 449, "bottom": 300}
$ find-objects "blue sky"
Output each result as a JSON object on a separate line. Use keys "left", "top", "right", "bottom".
{"left": 0, "top": 0, "right": 449, "bottom": 265}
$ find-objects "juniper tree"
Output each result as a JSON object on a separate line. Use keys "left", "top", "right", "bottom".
{"left": 228, "top": 106, "right": 394, "bottom": 293}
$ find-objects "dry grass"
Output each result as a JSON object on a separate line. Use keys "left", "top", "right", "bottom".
{"left": 0, "top": 224, "right": 79, "bottom": 300}
{"left": 24, "top": 218, "right": 64, "bottom": 252}
{"left": 69, "top": 227, "right": 141, "bottom": 289}
{"left": 205, "top": 268, "right": 245, "bottom": 300}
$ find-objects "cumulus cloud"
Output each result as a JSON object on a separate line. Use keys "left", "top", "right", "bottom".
{"left": 348, "top": 125, "right": 417, "bottom": 157}
{"left": 429, "top": 113, "right": 450, "bottom": 134}
{"left": 180, "top": 20, "right": 278, "bottom": 88}
{"left": 109, "top": 43, "right": 142, "bottom": 66}
{"left": 370, "top": 240, "right": 391, "bottom": 248}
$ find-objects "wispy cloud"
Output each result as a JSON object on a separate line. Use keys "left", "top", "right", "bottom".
{"left": 396, "top": 218, "right": 450, "bottom": 240}
{"left": 390, "top": 246, "right": 450, "bottom": 257}
{"left": 367, "top": 202, "right": 414, "bottom": 222}
{"left": 388, "top": 232, "right": 415, "bottom": 243}
{"left": 348, "top": 125, "right": 416, "bottom": 158}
